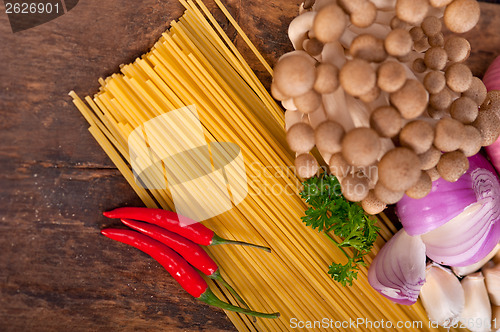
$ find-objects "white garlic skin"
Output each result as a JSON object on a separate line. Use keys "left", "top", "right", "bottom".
{"left": 420, "top": 263, "right": 464, "bottom": 328}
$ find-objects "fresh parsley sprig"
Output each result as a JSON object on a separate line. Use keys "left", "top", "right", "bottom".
{"left": 299, "top": 173, "right": 380, "bottom": 286}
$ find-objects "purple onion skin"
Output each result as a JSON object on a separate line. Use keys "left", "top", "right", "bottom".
{"left": 397, "top": 154, "right": 500, "bottom": 266}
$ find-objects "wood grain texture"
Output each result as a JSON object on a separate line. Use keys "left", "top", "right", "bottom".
{"left": 0, "top": 1, "right": 499, "bottom": 331}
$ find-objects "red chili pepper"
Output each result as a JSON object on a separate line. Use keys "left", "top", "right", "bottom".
{"left": 103, "top": 207, "right": 270, "bottom": 252}
{"left": 120, "top": 218, "right": 250, "bottom": 309}
{"left": 121, "top": 218, "right": 218, "bottom": 275}
{"left": 101, "top": 228, "right": 279, "bottom": 319}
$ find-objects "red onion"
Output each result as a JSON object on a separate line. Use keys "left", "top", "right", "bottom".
{"left": 397, "top": 154, "right": 500, "bottom": 267}
{"left": 483, "top": 55, "right": 500, "bottom": 91}
{"left": 367, "top": 229, "right": 427, "bottom": 305}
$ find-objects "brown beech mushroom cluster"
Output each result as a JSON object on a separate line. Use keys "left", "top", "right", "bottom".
{"left": 276, "top": 0, "right": 500, "bottom": 214}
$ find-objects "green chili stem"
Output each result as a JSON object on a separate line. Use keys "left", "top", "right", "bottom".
{"left": 210, "top": 271, "right": 250, "bottom": 309}
{"left": 198, "top": 288, "right": 280, "bottom": 319}
{"left": 211, "top": 234, "right": 271, "bottom": 253}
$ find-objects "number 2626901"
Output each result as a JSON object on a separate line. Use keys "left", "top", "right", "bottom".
{"left": 5, "top": 2, "right": 61, "bottom": 14}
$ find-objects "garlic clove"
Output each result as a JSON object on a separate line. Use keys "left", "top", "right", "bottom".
{"left": 420, "top": 263, "right": 465, "bottom": 328}
{"left": 452, "top": 243, "right": 500, "bottom": 277}
{"left": 483, "top": 262, "right": 500, "bottom": 306}
{"left": 460, "top": 272, "right": 492, "bottom": 332}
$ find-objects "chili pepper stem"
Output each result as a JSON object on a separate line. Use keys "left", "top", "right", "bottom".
{"left": 211, "top": 234, "right": 271, "bottom": 253}
{"left": 199, "top": 288, "right": 280, "bottom": 319}
{"left": 210, "top": 270, "right": 251, "bottom": 308}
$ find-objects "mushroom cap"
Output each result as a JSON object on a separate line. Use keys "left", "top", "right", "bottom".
{"left": 450, "top": 96, "right": 479, "bottom": 124}
{"left": 446, "top": 63, "right": 473, "bottom": 93}
{"left": 303, "top": 0, "right": 315, "bottom": 10}
{"left": 384, "top": 28, "right": 413, "bottom": 57}
{"left": 412, "top": 58, "right": 427, "bottom": 73}
{"left": 434, "top": 117, "right": 466, "bottom": 152}
{"left": 396, "top": 0, "right": 429, "bottom": 24}
{"left": 390, "top": 16, "right": 406, "bottom": 30}
{"left": 359, "top": 86, "right": 381, "bottom": 103}
{"left": 294, "top": 89, "right": 323, "bottom": 114}
{"left": 413, "top": 36, "right": 431, "bottom": 53}
{"left": 472, "top": 108, "right": 500, "bottom": 146}
{"left": 421, "top": 16, "right": 442, "bottom": 37}
{"left": 271, "top": 81, "right": 287, "bottom": 101}
{"left": 444, "top": 0, "right": 480, "bottom": 34}
{"left": 405, "top": 171, "right": 432, "bottom": 199}
{"left": 350, "top": 1, "right": 377, "bottom": 28}
{"left": 424, "top": 70, "right": 446, "bottom": 94}
{"left": 313, "top": 63, "right": 339, "bottom": 95}
{"left": 480, "top": 90, "right": 500, "bottom": 118}
{"left": 341, "top": 127, "right": 381, "bottom": 166}
{"left": 377, "top": 61, "right": 407, "bottom": 93}
{"left": 313, "top": 4, "right": 347, "bottom": 43}
{"left": 399, "top": 120, "right": 435, "bottom": 154}
{"left": 329, "top": 152, "right": 351, "bottom": 178}
{"left": 460, "top": 125, "right": 482, "bottom": 157}
{"left": 444, "top": 36, "right": 471, "bottom": 63}
{"left": 350, "top": 34, "right": 387, "bottom": 63}
{"left": 428, "top": 33, "right": 445, "bottom": 47}
{"left": 426, "top": 167, "right": 441, "bottom": 181}
{"left": 463, "top": 77, "right": 487, "bottom": 105}
{"left": 429, "top": 0, "right": 453, "bottom": 7}
{"left": 341, "top": 172, "right": 370, "bottom": 202}
{"left": 390, "top": 79, "right": 429, "bottom": 119}
{"left": 337, "top": 0, "right": 366, "bottom": 13}
{"left": 295, "top": 153, "right": 319, "bottom": 179}
{"left": 374, "top": 181, "right": 405, "bottom": 204}
{"left": 429, "top": 87, "right": 453, "bottom": 110}
{"left": 437, "top": 151, "right": 469, "bottom": 182}
{"left": 409, "top": 26, "right": 425, "bottom": 41}
{"left": 419, "top": 146, "right": 442, "bottom": 170}
{"left": 427, "top": 106, "right": 449, "bottom": 119}
{"left": 370, "top": 106, "right": 403, "bottom": 138}
{"left": 314, "top": 120, "right": 345, "bottom": 154}
{"left": 303, "top": 38, "right": 324, "bottom": 56}
{"left": 339, "top": 59, "right": 376, "bottom": 97}
{"left": 361, "top": 190, "right": 387, "bottom": 214}
{"left": 424, "top": 46, "right": 447, "bottom": 71}
{"left": 286, "top": 122, "right": 315, "bottom": 153}
{"left": 378, "top": 147, "right": 422, "bottom": 192}
{"left": 274, "top": 52, "right": 316, "bottom": 97}
{"left": 282, "top": 98, "right": 298, "bottom": 111}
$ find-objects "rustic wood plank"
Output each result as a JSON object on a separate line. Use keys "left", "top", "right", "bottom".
{"left": 0, "top": 1, "right": 499, "bottom": 331}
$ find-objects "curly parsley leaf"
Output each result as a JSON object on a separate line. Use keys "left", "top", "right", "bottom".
{"left": 300, "top": 173, "right": 380, "bottom": 286}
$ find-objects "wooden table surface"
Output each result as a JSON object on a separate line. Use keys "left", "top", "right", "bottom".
{"left": 0, "top": 1, "right": 499, "bottom": 331}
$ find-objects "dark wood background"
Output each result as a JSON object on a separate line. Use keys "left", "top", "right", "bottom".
{"left": 0, "top": 1, "right": 499, "bottom": 331}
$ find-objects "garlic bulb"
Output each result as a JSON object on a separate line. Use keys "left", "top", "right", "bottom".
{"left": 459, "top": 272, "right": 492, "bottom": 332}
{"left": 420, "top": 263, "right": 464, "bottom": 327}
